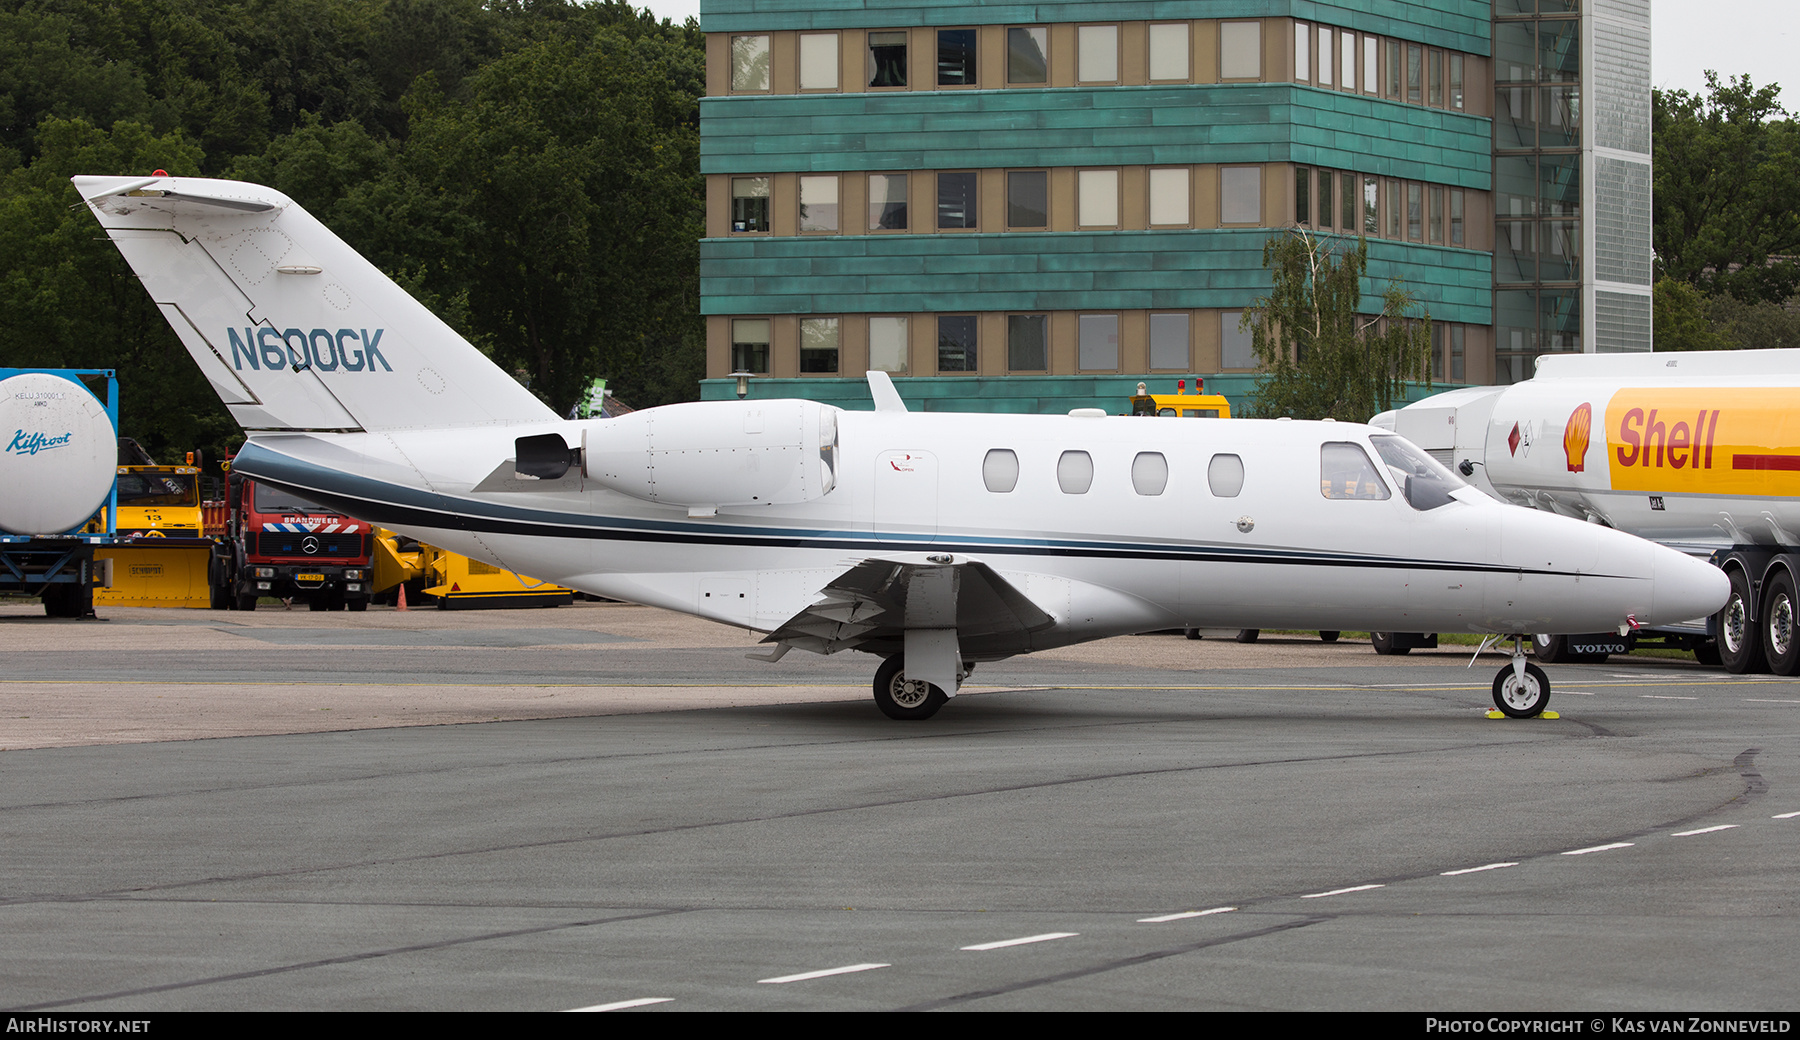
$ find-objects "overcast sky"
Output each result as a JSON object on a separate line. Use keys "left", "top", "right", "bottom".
{"left": 634, "top": 0, "right": 1798, "bottom": 104}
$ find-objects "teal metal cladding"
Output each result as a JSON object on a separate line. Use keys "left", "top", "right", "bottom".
{"left": 701, "top": 1, "right": 1491, "bottom": 54}
{"left": 703, "top": 85, "right": 1491, "bottom": 189}
{"left": 701, "top": 228, "right": 1493, "bottom": 325}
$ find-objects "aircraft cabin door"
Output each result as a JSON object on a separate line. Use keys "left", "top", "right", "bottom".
{"left": 874, "top": 450, "right": 939, "bottom": 545}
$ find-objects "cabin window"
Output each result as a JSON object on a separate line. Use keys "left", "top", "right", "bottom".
{"left": 1320, "top": 442, "right": 1390, "bottom": 500}
{"left": 1057, "top": 451, "right": 1094, "bottom": 494}
{"left": 1208, "top": 453, "right": 1244, "bottom": 497}
{"left": 983, "top": 449, "right": 1019, "bottom": 493}
{"left": 1372, "top": 434, "right": 1464, "bottom": 511}
{"left": 1131, "top": 452, "right": 1169, "bottom": 496}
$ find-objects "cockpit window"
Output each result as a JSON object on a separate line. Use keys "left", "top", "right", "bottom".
{"left": 1320, "top": 442, "right": 1390, "bottom": 500}
{"left": 1371, "top": 434, "right": 1465, "bottom": 511}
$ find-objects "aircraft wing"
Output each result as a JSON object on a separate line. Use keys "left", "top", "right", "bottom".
{"left": 763, "top": 557, "right": 1056, "bottom": 658}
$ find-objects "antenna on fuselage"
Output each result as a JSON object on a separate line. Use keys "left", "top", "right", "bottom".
{"left": 867, "top": 371, "right": 907, "bottom": 413}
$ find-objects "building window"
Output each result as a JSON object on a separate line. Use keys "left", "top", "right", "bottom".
{"left": 1220, "top": 21, "right": 1261, "bottom": 79}
{"left": 937, "top": 172, "right": 977, "bottom": 229}
{"left": 1385, "top": 178, "right": 1402, "bottom": 238}
{"left": 1079, "top": 314, "right": 1119, "bottom": 370}
{"left": 1007, "top": 171, "right": 1048, "bottom": 228}
{"left": 1077, "top": 25, "right": 1118, "bottom": 83}
{"left": 1008, "top": 314, "right": 1047, "bottom": 371}
{"left": 1432, "top": 322, "right": 1445, "bottom": 380}
{"left": 869, "top": 173, "right": 908, "bottom": 230}
{"left": 1318, "top": 27, "right": 1332, "bottom": 86}
{"left": 1294, "top": 166, "right": 1310, "bottom": 225}
{"left": 1149, "top": 168, "right": 1190, "bottom": 226}
{"left": 1450, "top": 189, "right": 1465, "bottom": 246}
{"left": 869, "top": 316, "right": 909, "bottom": 374}
{"left": 1430, "top": 185, "right": 1445, "bottom": 243}
{"left": 938, "top": 315, "right": 977, "bottom": 371}
{"left": 1149, "top": 23, "right": 1189, "bottom": 81}
{"left": 1008, "top": 27, "right": 1048, "bottom": 84}
{"left": 1363, "top": 175, "right": 1379, "bottom": 234}
{"left": 1451, "top": 324, "right": 1465, "bottom": 382}
{"left": 1384, "top": 39, "right": 1400, "bottom": 98}
{"left": 1150, "top": 313, "right": 1189, "bottom": 369}
{"left": 800, "top": 317, "right": 839, "bottom": 373}
{"left": 730, "top": 35, "right": 770, "bottom": 91}
{"left": 1450, "top": 54, "right": 1464, "bottom": 110}
{"left": 1057, "top": 451, "right": 1094, "bottom": 495}
{"left": 731, "top": 318, "right": 770, "bottom": 373}
{"left": 799, "top": 33, "right": 838, "bottom": 91}
{"left": 1132, "top": 453, "right": 1169, "bottom": 496}
{"left": 1340, "top": 171, "right": 1356, "bottom": 230}
{"left": 868, "top": 31, "right": 907, "bottom": 88}
{"left": 938, "top": 29, "right": 976, "bottom": 85}
{"left": 1078, "top": 169, "right": 1118, "bottom": 227}
{"left": 1429, "top": 49, "right": 1444, "bottom": 106}
{"left": 1294, "top": 22, "right": 1309, "bottom": 82}
{"left": 1221, "top": 310, "right": 1255, "bottom": 368}
{"left": 1220, "top": 167, "right": 1261, "bottom": 225}
{"left": 800, "top": 175, "right": 838, "bottom": 233}
{"left": 1341, "top": 31, "right": 1355, "bottom": 89}
{"left": 731, "top": 177, "right": 769, "bottom": 233}
{"left": 1408, "top": 182, "right": 1423, "bottom": 241}
{"left": 1363, "top": 35, "right": 1378, "bottom": 93}
{"left": 1407, "top": 44, "right": 1423, "bottom": 103}
{"left": 982, "top": 449, "right": 1019, "bottom": 493}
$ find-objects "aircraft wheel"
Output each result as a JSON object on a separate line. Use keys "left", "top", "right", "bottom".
{"left": 1371, "top": 632, "right": 1410, "bottom": 656}
{"left": 235, "top": 593, "right": 258, "bottom": 612}
{"left": 873, "top": 655, "right": 947, "bottom": 721}
{"left": 1763, "top": 572, "right": 1800, "bottom": 675}
{"left": 1492, "top": 661, "right": 1552, "bottom": 718}
{"left": 1716, "top": 568, "right": 1765, "bottom": 674}
{"left": 1318, "top": 631, "right": 1340, "bottom": 643}
{"left": 1184, "top": 627, "right": 1202, "bottom": 640}
{"left": 1236, "top": 629, "right": 1259, "bottom": 643}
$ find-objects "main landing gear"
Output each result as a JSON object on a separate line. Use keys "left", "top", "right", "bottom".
{"left": 1489, "top": 636, "right": 1552, "bottom": 719}
{"left": 872, "top": 655, "right": 962, "bottom": 721}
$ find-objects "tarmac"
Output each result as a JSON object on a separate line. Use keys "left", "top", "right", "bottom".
{"left": 2, "top": 600, "right": 1796, "bottom": 1011}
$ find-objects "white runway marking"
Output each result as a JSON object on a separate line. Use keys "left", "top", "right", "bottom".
{"left": 758, "top": 963, "right": 889, "bottom": 984}
{"left": 1138, "top": 907, "right": 1237, "bottom": 923}
{"left": 961, "top": 932, "right": 1078, "bottom": 951}
{"left": 1441, "top": 862, "right": 1518, "bottom": 875}
{"left": 1563, "top": 842, "right": 1634, "bottom": 855}
{"left": 566, "top": 997, "right": 673, "bottom": 1012}
{"left": 1773, "top": 811, "right": 1800, "bottom": 819}
{"left": 1640, "top": 694, "right": 1698, "bottom": 700}
{"left": 1745, "top": 699, "right": 1800, "bottom": 704}
{"left": 1301, "top": 883, "right": 1384, "bottom": 898}
{"left": 1672, "top": 824, "right": 1738, "bottom": 837}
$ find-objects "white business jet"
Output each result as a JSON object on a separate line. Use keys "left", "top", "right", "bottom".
{"left": 74, "top": 175, "right": 1727, "bottom": 720}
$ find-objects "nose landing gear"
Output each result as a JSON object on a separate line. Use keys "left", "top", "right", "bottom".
{"left": 1479, "top": 635, "right": 1555, "bottom": 719}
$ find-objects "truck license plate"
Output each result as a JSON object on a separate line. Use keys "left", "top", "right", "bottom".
{"left": 296, "top": 573, "right": 325, "bottom": 583}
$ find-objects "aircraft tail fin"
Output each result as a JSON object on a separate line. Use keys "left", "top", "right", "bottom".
{"left": 73, "top": 175, "right": 556, "bottom": 433}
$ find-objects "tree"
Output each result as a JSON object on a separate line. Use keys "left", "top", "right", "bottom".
{"left": 1653, "top": 73, "right": 1800, "bottom": 303}
{"left": 1652, "top": 276, "right": 1728, "bottom": 351}
{"left": 1243, "top": 231, "right": 1432, "bottom": 421}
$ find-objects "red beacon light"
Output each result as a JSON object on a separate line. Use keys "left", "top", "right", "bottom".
{"left": 1177, "top": 379, "right": 1186, "bottom": 394}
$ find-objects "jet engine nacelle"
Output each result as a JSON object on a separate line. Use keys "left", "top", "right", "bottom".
{"left": 581, "top": 399, "right": 840, "bottom": 510}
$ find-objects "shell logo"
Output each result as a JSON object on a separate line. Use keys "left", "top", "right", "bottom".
{"left": 1564, "top": 402, "right": 1593, "bottom": 473}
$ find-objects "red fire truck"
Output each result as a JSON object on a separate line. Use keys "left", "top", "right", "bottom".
{"left": 210, "top": 468, "right": 374, "bottom": 611}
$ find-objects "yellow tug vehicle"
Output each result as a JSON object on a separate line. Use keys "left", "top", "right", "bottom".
{"left": 94, "top": 446, "right": 213, "bottom": 608}
{"left": 1129, "top": 377, "right": 1233, "bottom": 418}
{"left": 372, "top": 529, "right": 573, "bottom": 609}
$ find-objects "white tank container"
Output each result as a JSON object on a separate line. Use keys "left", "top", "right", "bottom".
{"left": 0, "top": 372, "right": 117, "bottom": 535}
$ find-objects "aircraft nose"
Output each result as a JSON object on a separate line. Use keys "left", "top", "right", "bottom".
{"left": 1649, "top": 546, "right": 1729, "bottom": 627}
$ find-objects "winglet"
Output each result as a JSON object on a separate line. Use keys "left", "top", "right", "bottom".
{"left": 867, "top": 371, "right": 907, "bottom": 413}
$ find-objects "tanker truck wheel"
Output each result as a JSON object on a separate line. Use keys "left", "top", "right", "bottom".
{"left": 235, "top": 593, "right": 258, "bottom": 612}
{"left": 1717, "top": 568, "right": 1766, "bottom": 674}
{"left": 1762, "top": 571, "right": 1800, "bottom": 676}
